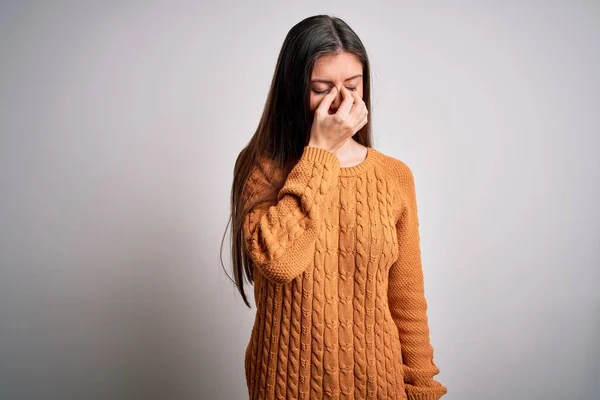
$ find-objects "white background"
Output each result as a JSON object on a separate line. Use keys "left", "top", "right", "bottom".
{"left": 0, "top": 1, "right": 598, "bottom": 399}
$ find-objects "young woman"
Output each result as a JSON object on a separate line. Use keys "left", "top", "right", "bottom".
{"left": 227, "top": 14, "right": 447, "bottom": 400}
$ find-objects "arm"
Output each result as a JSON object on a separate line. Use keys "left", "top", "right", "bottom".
{"left": 387, "top": 162, "right": 447, "bottom": 399}
{"left": 242, "top": 145, "right": 340, "bottom": 284}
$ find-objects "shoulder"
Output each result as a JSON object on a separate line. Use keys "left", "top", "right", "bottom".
{"left": 371, "top": 147, "right": 419, "bottom": 220}
{"left": 244, "top": 155, "right": 283, "bottom": 199}
{"left": 372, "top": 147, "right": 416, "bottom": 189}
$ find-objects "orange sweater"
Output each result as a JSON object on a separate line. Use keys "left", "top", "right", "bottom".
{"left": 242, "top": 145, "right": 447, "bottom": 400}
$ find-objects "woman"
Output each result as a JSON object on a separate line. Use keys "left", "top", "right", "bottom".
{"left": 227, "top": 14, "right": 447, "bottom": 400}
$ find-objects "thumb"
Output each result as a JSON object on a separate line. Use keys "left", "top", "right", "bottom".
{"left": 316, "top": 87, "right": 338, "bottom": 115}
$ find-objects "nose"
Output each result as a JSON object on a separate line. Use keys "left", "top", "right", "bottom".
{"left": 330, "top": 88, "right": 342, "bottom": 109}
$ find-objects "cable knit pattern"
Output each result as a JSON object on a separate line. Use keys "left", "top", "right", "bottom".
{"left": 242, "top": 145, "right": 447, "bottom": 400}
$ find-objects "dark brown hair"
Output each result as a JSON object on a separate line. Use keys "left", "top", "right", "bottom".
{"left": 220, "top": 14, "right": 374, "bottom": 307}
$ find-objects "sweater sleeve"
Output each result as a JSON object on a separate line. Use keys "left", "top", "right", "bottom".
{"left": 387, "top": 162, "right": 448, "bottom": 400}
{"left": 242, "top": 145, "right": 340, "bottom": 284}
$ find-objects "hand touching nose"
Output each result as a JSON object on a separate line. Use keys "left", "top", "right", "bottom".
{"left": 308, "top": 86, "right": 369, "bottom": 153}
{"left": 329, "top": 87, "right": 342, "bottom": 111}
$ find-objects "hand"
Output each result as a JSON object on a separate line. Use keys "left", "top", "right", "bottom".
{"left": 308, "top": 86, "right": 368, "bottom": 153}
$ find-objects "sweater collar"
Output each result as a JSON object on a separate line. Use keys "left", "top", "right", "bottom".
{"left": 338, "top": 146, "right": 377, "bottom": 177}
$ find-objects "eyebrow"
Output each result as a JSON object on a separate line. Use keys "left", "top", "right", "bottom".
{"left": 311, "top": 74, "right": 363, "bottom": 84}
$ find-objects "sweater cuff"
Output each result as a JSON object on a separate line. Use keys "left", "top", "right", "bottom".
{"left": 302, "top": 145, "right": 340, "bottom": 168}
{"left": 406, "top": 393, "right": 443, "bottom": 400}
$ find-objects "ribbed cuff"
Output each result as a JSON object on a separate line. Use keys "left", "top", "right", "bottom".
{"left": 406, "top": 393, "right": 443, "bottom": 400}
{"left": 302, "top": 145, "right": 340, "bottom": 167}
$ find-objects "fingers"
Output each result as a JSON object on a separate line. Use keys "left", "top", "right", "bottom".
{"left": 349, "top": 89, "right": 365, "bottom": 117}
{"left": 336, "top": 86, "right": 355, "bottom": 117}
{"left": 316, "top": 86, "right": 338, "bottom": 115}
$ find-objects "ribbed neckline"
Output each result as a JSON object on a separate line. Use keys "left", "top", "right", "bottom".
{"left": 338, "top": 146, "right": 377, "bottom": 177}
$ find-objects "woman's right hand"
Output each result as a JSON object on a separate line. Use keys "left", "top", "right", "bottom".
{"left": 308, "top": 86, "right": 368, "bottom": 153}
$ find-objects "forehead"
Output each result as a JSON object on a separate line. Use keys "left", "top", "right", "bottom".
{"left": 311, "top": 52, "right": 362, "bottom": 79}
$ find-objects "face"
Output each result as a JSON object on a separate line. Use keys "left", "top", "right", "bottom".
{"left": 309, "top": 51, "right": 364, "bottom": 115}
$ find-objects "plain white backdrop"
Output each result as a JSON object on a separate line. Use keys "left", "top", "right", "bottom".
{"left": 0, "top": 1, "right": 598, "bottom": 399}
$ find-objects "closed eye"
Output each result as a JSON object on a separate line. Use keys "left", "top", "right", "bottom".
{"left": 313, "top": 87, "right": 357, "bottom": 95}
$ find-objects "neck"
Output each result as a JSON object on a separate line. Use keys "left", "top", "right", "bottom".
{"left": 334, "top": 138, "right": 356, "bottom": 159}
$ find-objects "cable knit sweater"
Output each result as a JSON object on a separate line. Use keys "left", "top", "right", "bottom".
{"left": 242, "top": 145, "right": 447, "bottom": 400}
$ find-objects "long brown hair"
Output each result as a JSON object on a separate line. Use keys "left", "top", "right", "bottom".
{"left": 220, "top": 14, "right": 374, "bottom": 307}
